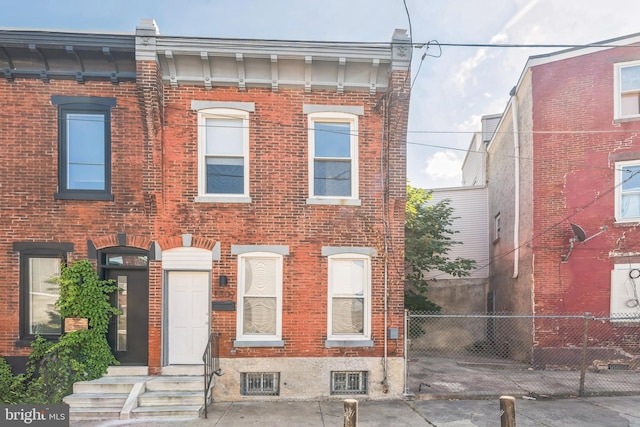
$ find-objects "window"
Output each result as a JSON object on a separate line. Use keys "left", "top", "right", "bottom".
{"left": 14, "top": 242, "right": 73, "bottom": 342}
{"left": 614, "top": 61, "right": 640, "bottom": 120}
{"left": 614, "top": 161, "right": 640, "bottom": 222}
{"left": 196, "top": 108, "right": 250, "bottom": 203}
{"left": 494, "top": 212, "right": 501, "bottom": 241}
{"left": 327, "top": 253, "right": 371, "bottom": 342}
{"left": 610, "top": 264, "right": 640, "bottom": 322}
{"left": 307, "top": 111, "right": 359, "bottom": 205}
{"left": 52, "top": 96, "right": 116, "bottom": 201}
{"left": 330, "top": 371, "right": 368, "bottom": 395}
{"left": 240, "top": 372, "right": 280, "bottom": 396}
{"left": 235, "top": 252, "right": 283, "bottom": 345}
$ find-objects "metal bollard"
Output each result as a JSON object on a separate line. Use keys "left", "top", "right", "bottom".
{"left": 500, "top": 395, "right": 516, "bottom": 427}
{"left": 344, "top": 398, "right": 358, "bottom": 427}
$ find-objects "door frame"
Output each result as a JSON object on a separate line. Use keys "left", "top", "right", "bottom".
{"left": 99, "top": 247, "right": 149, "bottom": 365}
{"left": 162, "top": 269, "right": 211, "bottom": 366}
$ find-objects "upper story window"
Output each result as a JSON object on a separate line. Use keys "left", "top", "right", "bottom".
{"left": 193, "top": 103, "right": 253, "bottom": 203}
{"left": 52, "top": 96, "right": 116, "bottom": 201}
{"left": 615, "top": 160, "right": 640, "bottom": 222}
{"left": 494, "top": 212, "right": 501, "bottom": 242}
{"left": 231, "top": 245, "right": 288, "bottom": 347}
{"left": 614, "top": 61, "right": 640, "bottom": 120}
{"left": 305, "top": 106, "right": 363, "bottom": 206}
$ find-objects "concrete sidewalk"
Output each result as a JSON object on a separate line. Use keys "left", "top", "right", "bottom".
{"left": 70, "top": 395, "right": 640, "bottom": 426}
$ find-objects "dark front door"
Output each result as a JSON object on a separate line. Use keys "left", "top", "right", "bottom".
{"left": 106, "top": 267, "right": 149, "bottom": 365}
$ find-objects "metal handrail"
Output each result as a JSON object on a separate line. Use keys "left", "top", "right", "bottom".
{"left": 202, "top": 332, "right": 223, "bottom": 419}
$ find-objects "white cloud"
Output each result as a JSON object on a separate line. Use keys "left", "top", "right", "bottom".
{"left": 451, "top": 48, "right": 488, "bottom": 95}
{"left": 457, "top": 114, "right": 483, "bottom": 132}
{"left": 449, "top": 0, "right": 540, "bottom": 95}
{"left": 422, "top": 151, "right": 463, "bottom": 188}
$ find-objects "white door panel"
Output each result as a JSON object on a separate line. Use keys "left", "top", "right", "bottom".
{"left": 168, "top": 271, "right": 210, "bottom": 364}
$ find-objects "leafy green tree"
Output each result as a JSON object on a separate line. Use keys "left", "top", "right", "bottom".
{"left": 405, "top": 184, "right": 476, "bottom": 311}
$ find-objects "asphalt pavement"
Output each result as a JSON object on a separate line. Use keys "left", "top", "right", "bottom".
{"left": 69, "top": 395, "right": 640, "bottom": 426}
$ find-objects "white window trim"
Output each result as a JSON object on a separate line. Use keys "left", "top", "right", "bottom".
{"left": 611, "top": 263, "right": 640, "bottom": 322}
{"left": 326, "top": 253, "right": 371, "bottom": 343}
{"left": 614, "top": 160, "right": 640, "bottom": 223}
{"left": 307, "top": 111, "right": 360, "bottom": 206}
{"left": 195, "top": 107, "right": 251, "bottom": 203}
{"left": 613, "top": 60, "right": 640, "bottom": 121}
{"left": 235, "top": 252, "right": 284, "bottom": 345}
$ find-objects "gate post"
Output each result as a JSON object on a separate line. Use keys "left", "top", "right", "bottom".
{"left": 344, "top": 399, "right": 358, "bottom": 427}
{"left": 404, "top": 309, "right": 409, "bottom": 395}
{"left": 579, "top": 312, "right": 590, "bottom": 396}
{"left": 500, "top": 395, "right": 516, "bottom": 427}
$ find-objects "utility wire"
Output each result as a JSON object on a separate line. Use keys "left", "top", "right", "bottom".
{"left": 58, "top": 114, "right": 640, "bottom": 173}
{"left": 158, "top": 35, "right": 640, "bottom": 51}
{"left": 427, "top": 168, "right": 640, "bottom": 280}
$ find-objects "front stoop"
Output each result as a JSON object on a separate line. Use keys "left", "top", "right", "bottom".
{"left": 131, "top": 376, "right": 203, "bottom": 419}
{"left": 63, "top": 370, "right": 204, "bottom": 421}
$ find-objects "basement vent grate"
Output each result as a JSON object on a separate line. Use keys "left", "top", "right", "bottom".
{"left": 608, "top": 363, "right": 630, "bottom": 371}
{"left": 330, "top": 371, "right": 368, "bottom": 395}
{"left": 240, "top": 372, "right": 280, "bottom": 396}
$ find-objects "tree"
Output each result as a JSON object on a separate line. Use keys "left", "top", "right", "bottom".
{"left": 405, "top": 184, "right": 476, "bottom": 311}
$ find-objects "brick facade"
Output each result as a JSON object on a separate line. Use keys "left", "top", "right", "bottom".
{"left": 488, "top": 39, "right": 640, "bottom": 358}
{"left": 0, "top": 23, "right": 409, "bottom": 399}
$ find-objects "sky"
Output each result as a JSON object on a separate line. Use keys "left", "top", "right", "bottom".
{"left": 2, "top": 0, "right": 640, "bottom": 189}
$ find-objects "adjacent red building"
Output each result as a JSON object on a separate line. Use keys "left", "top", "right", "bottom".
{"left": 487, "top": 33, "right": 640, "bottom": 362}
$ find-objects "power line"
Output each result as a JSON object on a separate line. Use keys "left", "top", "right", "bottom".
{"left": 427, "top": 168, "right": 640, "bottom": 281}
{"left": 414, "top": 42, "right": 640, "bottom": 49}
{"left": 57, "top": 114, "right": 640, "bottom": 174}
{"left": 159, "top": 35, "right": 640, "bottom": 51}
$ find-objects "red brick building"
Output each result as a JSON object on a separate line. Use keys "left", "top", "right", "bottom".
{"left": 487, "top": 33, "right": 640, "bottom": 362}
{"left": 0, "top": 20, "right": 410, "bottom": 400}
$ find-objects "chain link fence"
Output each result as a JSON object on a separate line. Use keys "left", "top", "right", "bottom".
{"left": 405, "top": 311, "right": 640, "bottom": 398}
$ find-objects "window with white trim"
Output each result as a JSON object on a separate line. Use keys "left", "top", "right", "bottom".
{"left": 327, "top": 253, "right": 371, "bottom": 341}
{"left": 614, "top": 61, "right": 640, "bottom": 120}
{"left": 308, "top": 112, "right": 359, "bottom": 203}
{"left": 236, "top": 252, "right": 283, "bottom": 342}
{"left": 614, "top": 160, "right": 640, "bottom": 222}
{"left": 196, "top": 108, "right": 250, "bottom": 202}
{"left": 610, "top": 264, "right": 640, "bottom": 321}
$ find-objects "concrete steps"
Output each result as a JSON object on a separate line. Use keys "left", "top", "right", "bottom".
{"left": 131, "top": 405, "right": 202, "bottom": 419}
{"left": 64, "top": 368, "right": 205, "bottom": 421}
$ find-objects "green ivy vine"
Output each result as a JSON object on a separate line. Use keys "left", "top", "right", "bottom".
{"left": 0, "top": 260, "right": 121, "bottom": 403}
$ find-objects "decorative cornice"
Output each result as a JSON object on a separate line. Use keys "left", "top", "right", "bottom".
{"left": 0, "top": 29, "right": 135, "bottom": 82}
{"left": 0, "top": 20, "right": 408, "bottom": 90}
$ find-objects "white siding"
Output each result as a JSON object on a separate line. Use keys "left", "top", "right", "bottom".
{"left": 461, "top": 133, "right": 485, "bottom": 186}
{"left": 424, "top": 186, "right": 489, "bottom": 279}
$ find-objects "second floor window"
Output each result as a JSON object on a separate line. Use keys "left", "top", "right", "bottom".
{"left": 52, "top": 96, "right": 116, "bottom": 201}
{"left": 197, "top": 108, "right": 250, "bottom": 200}
{"left": 615, "top": 160, "right": 640, "bottom": 222}
{"left": 308, "top": 112, "right": 358, "bottom": 201}
{"left": 615, "top": 61, "right": 640, "bottom": 120}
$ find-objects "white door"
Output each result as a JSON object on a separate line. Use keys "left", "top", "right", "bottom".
{"left": 167, "top": 271, "right": 210, "bottom": 364}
